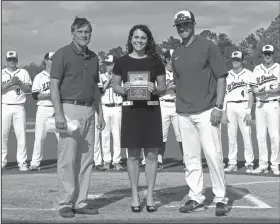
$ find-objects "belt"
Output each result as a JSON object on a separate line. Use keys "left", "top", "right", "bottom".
{"left": 228, "top": 100, "right": 247, "bottom": 103}
{"left": 259, "top": 99, "right": 278, "bottom": 103}
{"left": 104, "top": 103, "right": 122, "bottom": 107}
{"left": 161, "top": 99, "right": 175, "bottom": 103}
{"left": 62, "top": 99, "right": 93, "bottom": 106}
{"left": 122, "top": 101, "right": 159, "bottom": 106}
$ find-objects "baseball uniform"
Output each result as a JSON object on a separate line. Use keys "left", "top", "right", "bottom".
{"left": 249, "top": 62, "right": 280, "bottom": 171}
{"left": 2, "top": 65, "right": 32, "bottom": 169}
{"left": 223, "top": 63, "right": 254, "bottom": 171}
{"left": 30, "top": 69, "right": 55, "bottom": 167}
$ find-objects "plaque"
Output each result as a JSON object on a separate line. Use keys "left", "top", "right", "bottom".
{"left": 127, "top": 71, "right": 151, "bottom": 100}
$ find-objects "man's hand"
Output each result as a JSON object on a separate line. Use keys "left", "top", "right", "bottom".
{"left": 10, "top": 76, "right": 21, "bottom": 86}
{"left": 55, "top": 113, "right": 67, "bottom": 131}
{"left": 221, "top": 111, "right": 229, "bottom": 124}
{"left": 254, "top": 86, "right": 266, "bottom": 96}
{"left": 243, "top": 113, "right": 252, "bottom": 126}
{"left": 147, "top": 81, "right": 156, "bottom": 93}
{"left": 210, "top": 107, "right": 223, "bottom": 127}
{"left": 96, "top": 114, "right": 105, "bottom": 131}
{"left": 123, "top": 82, "right": 131, "bottom": 95}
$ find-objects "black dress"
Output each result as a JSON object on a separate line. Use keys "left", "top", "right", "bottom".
{"left": 113, "top": 55, "right": 165, "bottom": 148}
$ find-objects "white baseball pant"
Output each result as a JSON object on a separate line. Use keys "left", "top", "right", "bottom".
{"left": 2, "top": 104, "right": 27, "bottom": 167}
{"left": 178, "top": 108, "right": 228, "bottom": 204}
{"left": 30, "top": 106, "right": 56, "bottom": 166}
{"left": 226, "top": 102, "right": 254, "bottom": 166}
{"left": 94, "top": 112, "right": 103, "bottom": 166}
{"left": 102, "top": 105, "right": 122, "bottom": 164}
{"left": 255, "top": 101, "right": 280, "bottom": 169}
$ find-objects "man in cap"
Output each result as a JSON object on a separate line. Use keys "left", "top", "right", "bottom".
{"left": 157, "top": 49, "right": 183, "bottom": 171}
{"left": 29, "top": 52, "right": 57, "bottom": 171}
{"left": 222, "top": 51, "right": 254, "bottom": 173}
{"left": 99, "top": 54, "right": 123, "bottom": 171}
{"left": 172, "top": 10, "right": 229, "bottom": 216}
{"left": 249, "top": 44, "right": 280, "bottom": 175}
{"left": 1, "top": 51, "right": 32, "bottom": 171}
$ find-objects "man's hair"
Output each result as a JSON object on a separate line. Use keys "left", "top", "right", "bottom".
{"left": 71, "top": 16, "right": 92, "bottom": 32}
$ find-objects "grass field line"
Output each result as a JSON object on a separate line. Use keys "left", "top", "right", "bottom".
{"left": 230, "top": 180, "right": 280, "bottom": 186}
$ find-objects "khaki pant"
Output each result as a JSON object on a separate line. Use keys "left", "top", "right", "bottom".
{"left": 57, "top": 103, "right": 95, "bottom": 209}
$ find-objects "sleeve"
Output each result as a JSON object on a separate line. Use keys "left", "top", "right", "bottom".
{"left": 249, "top": 67, "right": 258, "bottom": 86}
{"left": 31, "top": 75, "right": 40, "bottom": 93}
{"left": 154, "top": 58, "right": 165, "bottom": 76}
{"left": 208, "top": 43, "right": 228, "bottom": 79}
{"left": 246, "top": 70, "right": 253, "bottom": 93}
{"left": 50, "top": 50, "right": 65, "bottom": 81}
{"left": 98, "top": 73, "right": 105, "bottom": 88}
{"left": 23, "top": 70, "right": 32, "bottom": 85}
{"left": 112, "top": 58, "right": 122, "bottom": 76}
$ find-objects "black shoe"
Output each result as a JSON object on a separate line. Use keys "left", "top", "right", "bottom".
{"left": 215, "top": 202, "right": 228, "bottom": 216}
{"left": 96, "top": 164, "right": 106, "bottom": 171}
{"left": 131, "top": 205, "right": 141, "bottom": 213}
{"left": 157, "top": 162, "right": 163, "bottom": 171}
{"left": 179, "top": 200, "right": 205, "bottom": 213}
{"left": 59, "top": 207, "right": 75, "bottom": 218}
{"left": 146, "top": 205, "right": 157, "bottom": 213}
{"left": 73, "top": 206, "right": 99, "bottom": 215}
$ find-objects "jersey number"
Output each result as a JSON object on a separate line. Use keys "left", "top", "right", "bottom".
{"left": 241, "top": 90, "right": 244, "bottom": 97}
{"left": 270, "top": 84, "right": 274, "bottom": 90}
{"left": 16, "top": 88, "right": 21, "bottom": 95}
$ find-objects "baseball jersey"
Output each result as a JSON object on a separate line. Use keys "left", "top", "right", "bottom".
{"left": 99, "top": 72, "right": 123, "bottom": 104}
{"left": 1, "top": 68, "right": 32, "bottom": 104}
{"left": 160, "top": 69, "right": 176, "bottom": 101}
{"left": 249, "top": 63, "right": 280, "bottom": 101}
{"left": 224, "top": 68, "right": 252, "bottom": 102}
{"left": 32, "top": 70, "right": 52, "bottom": 106}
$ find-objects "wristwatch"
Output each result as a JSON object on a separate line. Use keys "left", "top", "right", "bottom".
{"left": 214, "top": 104, "right": 223, "bottom": 110}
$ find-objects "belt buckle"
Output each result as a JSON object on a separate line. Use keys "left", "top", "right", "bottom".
{"left": 147, "top": 101, "right": 159, "bottom": 106}
{"left": 123, "top": 101, "right": 133, "bottom": 106}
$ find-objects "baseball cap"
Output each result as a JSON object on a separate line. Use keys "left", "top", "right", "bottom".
{"left": 164, "top": 49, "right": 174, "bottom": 59}
{"left": 231, "top": 51, "right": 243, "bottom": 60}
{"left": 44, "top": 52, "right": 55, "bottom": 60}
{"left": 262, "top": 45, "right": 275, "bottom": 53}
{"left": 173, "top": 10, "right": 195, "bottom": 26}
{"left": 104, "top": 55, "right": 117, "bottom": 64}
{"left": 6, "top": 51, "right": 18, "bottom": 59}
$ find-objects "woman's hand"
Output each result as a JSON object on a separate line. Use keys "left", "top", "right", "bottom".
{"left": 147, "top": 82, "right": 156, "bottom": 94}
{"left": 123, "top": 82, "right": 131, "bottom": 95}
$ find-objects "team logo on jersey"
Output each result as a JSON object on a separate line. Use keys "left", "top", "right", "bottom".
{"left": 256, "top": 75, "right": 277, "bottom": 84}
{"left": 42, "top": 81, "right": 50, "bottom": 91}
{"left": 227, "top": 80, "right": 246, "bottom": 92}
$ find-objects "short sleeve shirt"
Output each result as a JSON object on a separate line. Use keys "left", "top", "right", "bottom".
{"left": 172, "top": 36, "right": 228, "bottom": 113}
{"left": 32, "top": 70, "right": 52, "bottom": 106}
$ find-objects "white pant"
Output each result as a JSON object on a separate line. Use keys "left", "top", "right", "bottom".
{"left": 31, "top": 106, "right": 56, "bottom": 166}
{"left": 178, "top": 108, "right": 228, "bottom": 204}
{"left": 255, "top": 101, "right": 280, "bottom": 169}
{"left": 102, "top": 105, "right": 122, "bottom": 164}
{"left": 2, "top": 104, "right": 27, "bottom": 166}
{"left": 160, "top": 101, "right": 181, "bottom": 142}
{"left": 94, "top": 113, "right": 103, "bottom": 166}
{"left": 226, "top": 102, "right": 254, "bottom": 166}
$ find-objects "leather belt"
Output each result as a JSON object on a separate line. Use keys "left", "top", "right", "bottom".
{"left": 104, "top": 103, "right": 122, "bottom": 107}
{"left": 122, "top": 101, "right": 159, "bottom": 106}
{"left": 228, "top": 100, "right": 247, "bottom": 103}
{"left": 259, "top": 99, "right": 278, "bottom": 103}
{"left": 62, "top": 99, "right": 93, "bottom": 106}
{"left": 161, "top": 99, "right": 175, "bottom": 103}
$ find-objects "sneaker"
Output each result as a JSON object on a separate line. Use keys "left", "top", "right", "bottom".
{"left": 251, "top": 166, "right": 269, "bottom": 174}
{"left": 29, "top": 164, "right": 41, "bottom": 171}
{"left": 224, "top": 164, "right": 237, "bottom": 172}
{"left": 271, "top": 167, "right": 280, "bottom": 176}
{"left": 103, "top": 163, "right": 111, "bottom": 170}
{"left": 18, "top": 162, "right": 28, "bottom": 172}
{"left": 215, "top": 202, "right": 228, "bottom": 216}
{"left": 157, "top": 162, "right": 163, "bottom": 171}
{"left": 245, "top": 165, "right": 253, "bottom": 173}
{"left": 95, "top": 164, "right": 106, "bottom": 171}
{"left": 113, "top": 163, "right": 124, "bottom": 171}
{"left": 179, "top": 200, "right": 205, "bottom": 213}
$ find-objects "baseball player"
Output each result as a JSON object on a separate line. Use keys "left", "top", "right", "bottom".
{"left": 222, "top": 51, "right": 254, "bottom": 173}
{"left": 29, "top": 52, "right": 57, "bottom": 171}
{"left": 157, "top": 49, "right": 183, "bottom": 170}
{"left": 249, "top": 45, "right": 280, "bottom": 175}
{"left": 99, "top": 55, "right": 123, "bottom": 171}
{"left": 1, "top": 51, "right": 32, "bottom": 171}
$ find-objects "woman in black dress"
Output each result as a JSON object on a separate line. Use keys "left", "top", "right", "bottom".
{"left": 112, "top": 25, "right": 166, "bottom": 212}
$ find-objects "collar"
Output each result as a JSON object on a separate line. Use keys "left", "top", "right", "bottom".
{"left": 42, "top": 70, "right": 50, "bottom": 77}
{"left": 70, "top": 41, "right": 90, "bottom": 57}
{"left": 261, "top": 63, "right": 276, "bottom": 71}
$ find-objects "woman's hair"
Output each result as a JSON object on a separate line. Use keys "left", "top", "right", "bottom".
{"left": 126, "top": 24, "right": 159, "bottom": 59}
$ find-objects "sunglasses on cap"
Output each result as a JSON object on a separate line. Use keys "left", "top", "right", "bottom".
{"left": 7, "top": 58, "right": 18, "bottom": 62}
{"left": 232, "top": 58, "right": 242, "bottom": 62}
{"left": 263, "top": 52, "right": 273, "bottom": 56}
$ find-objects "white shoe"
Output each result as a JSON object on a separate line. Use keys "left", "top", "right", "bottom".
{"left": 271, "top": 167, "right": 280, "bottom": 176}
{"left": 18, "top": 162, "right": 28, "bottom": 172}
{"left": 29, "top": 164, "right": 41, "bottom": 171}
{"left": 224, "top": 164, "right": 237, "bottom": 172}
{"left": 251, "top": 166, "right": 268, "bottom": 174}
{"left": 245, "top": 165, "right": 254, "bottom": 173}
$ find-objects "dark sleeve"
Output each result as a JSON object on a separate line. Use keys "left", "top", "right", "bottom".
{"left": 31, "top": 92, "right": 39, "bottom": 100}
{"left": 154, "top": 58, "right": 165, "bottom": 76}
{"left": 95, "top": 62, "right": 100, "bottom": 83}
{"left": 50, "top": 50, "right": 65, "bottom": 81}
{"left": 112, "top": 58, "right": 122, "bottom": 76}
{"left": 208, "top": 43, "right": 228, "bottom": 79}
